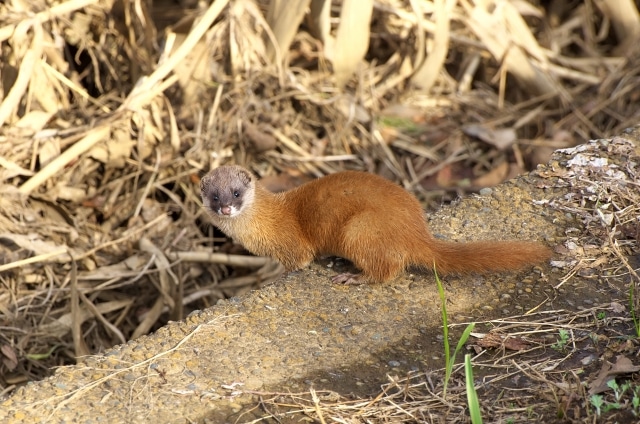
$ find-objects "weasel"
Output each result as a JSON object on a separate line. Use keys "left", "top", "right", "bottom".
{"left": 200, "top": 165, "right": 551, "bottom": 284}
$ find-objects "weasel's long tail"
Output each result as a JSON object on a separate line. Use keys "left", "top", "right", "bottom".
{"left": 428, "top": 240, "right": 551, "bottom": 275}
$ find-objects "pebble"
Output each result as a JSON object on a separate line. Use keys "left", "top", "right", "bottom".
{"left": 581, "top": 355, "right": 596, "bottom": 366}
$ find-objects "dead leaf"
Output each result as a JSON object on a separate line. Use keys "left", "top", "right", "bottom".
{"left": 585, "top": 255, "right": 609, "bottom": 269}
{"left": 0, "top": 233, "right": 69, "bottom": 262}
{"left": 380, "top": 104, "right": 426, "bottom": 121}
{"left": 534, "top": 167, "right": 571, "bottom": 178}
{"left": 82, "top": 196, "right": 107, "bottom": 209}
{"left": 610, "top": 302, "right": 626, "bottom": 313}
{"left": 472, "top": 161, "right": 509, "bottom": 187}
{"left": 612, "top": 339, "right": 636, "bottom": 355}
{"left": 531, "top": 146, "right": 556, "bottom": 167}
{"left": 503, "top": 337, "right": 532, "bottom": 351}
{"left": 38, "top": 299, "right": 132, "bottom": 338}
{"left": 378, "top": 126, "right": 399, "bottom": 145}
{"left": 53, "top": 184, "right": 87, "bottom": 202}
{"left": 89, "top": 126, "right": 134, "bottom": 168}
{"left": 38, "top": 138, "right": 61, "bottom": 167}
{"left": 588, "top": 355, "right": 640, "bottom": 395}
{"left": 436, "top": 164, "right": 455, "bottom": 188}
{"left": 14, "top": 110, "right": 54, "bottom": 132}
{"left": 1, "top": 344, "right": 18, "bottom": 371}
{"left": 334, "top": 95, "right": 371, "bottom": 123}
{"left": 78, "top": 254, "right": 151, "bottom": 281}
{"left": 0, "top": 158, "right": 34, "bottom": 181}
{"left": 31, "top": 59, "right": 66, "bottom": 115}
{"left": 475, "top": 331, "right": 532, "bottom": 351}
{"left": 463, "top": 124, "right": 518, "bottom": 150}
{"left": 244, "top": 122, "right": 277, "bottom": 152}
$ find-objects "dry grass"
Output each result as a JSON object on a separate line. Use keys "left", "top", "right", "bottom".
{"left": 1, "top": 1, "right": 639, "bottom": 418}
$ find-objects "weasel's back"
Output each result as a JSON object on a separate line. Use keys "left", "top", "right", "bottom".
{"left": 284, "top": 171, "right": 423, "bottom": 219}
{"left": 279, "top": 171, "right": 432, "bottom": 255}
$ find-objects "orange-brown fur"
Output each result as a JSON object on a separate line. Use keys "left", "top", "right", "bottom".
{"left": 200, "top": 165, "right": 551, "bottom": 283}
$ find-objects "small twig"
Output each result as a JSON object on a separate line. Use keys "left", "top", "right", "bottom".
{"left": 18, "top": 124, "right": 112, "bottom": 195}
{"left": 165, "top": 251, "right": 273, "bottom": 268}
{"left": 0, "top": 248, "right": 66, "bottom": 273}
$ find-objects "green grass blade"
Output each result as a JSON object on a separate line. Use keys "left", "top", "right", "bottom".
{"left": 452, "top": 323, "right": 475, "bottom": 367}
{"left": 629, "top": 280, "right": 640, "bottom": 337}
{"left": 435, "top": 265, "right": 452, "bottom": 398}
{"left": 465, "top": 353, "right": 483, "bottom": 424}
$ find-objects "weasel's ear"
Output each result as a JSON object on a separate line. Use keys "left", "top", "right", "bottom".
{"left": 237, "top": 168, "right": 253, "bottom": 186}
{"left": 200, "top": 175, "right": 209, "bottom": 193}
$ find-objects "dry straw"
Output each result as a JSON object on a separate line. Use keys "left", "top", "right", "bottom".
{"left": 1, "top": 2, "right": 639, "bottom": 421}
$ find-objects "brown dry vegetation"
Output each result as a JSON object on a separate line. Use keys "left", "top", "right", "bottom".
{"left": 1, "top": 0, "right": 640, "bottom": 420}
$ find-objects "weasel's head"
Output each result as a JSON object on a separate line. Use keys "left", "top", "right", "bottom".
{"left": 200, "top": 165, "right": 256, "bottom": 219}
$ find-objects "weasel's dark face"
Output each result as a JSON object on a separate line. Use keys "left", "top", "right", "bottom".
{"left": 200, "top": 166, "right": 255, "bottom": 219}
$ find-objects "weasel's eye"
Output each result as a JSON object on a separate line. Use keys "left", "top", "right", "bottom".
{"left": 212, "top": 195, "right": 219, "bottom": 201}
{"left": 233, "top": 191, "right": 240, "bottom": 198}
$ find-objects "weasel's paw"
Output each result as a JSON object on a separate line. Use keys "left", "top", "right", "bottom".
{"left": 331, "top": 273, "right": 364, "bottom": 285}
